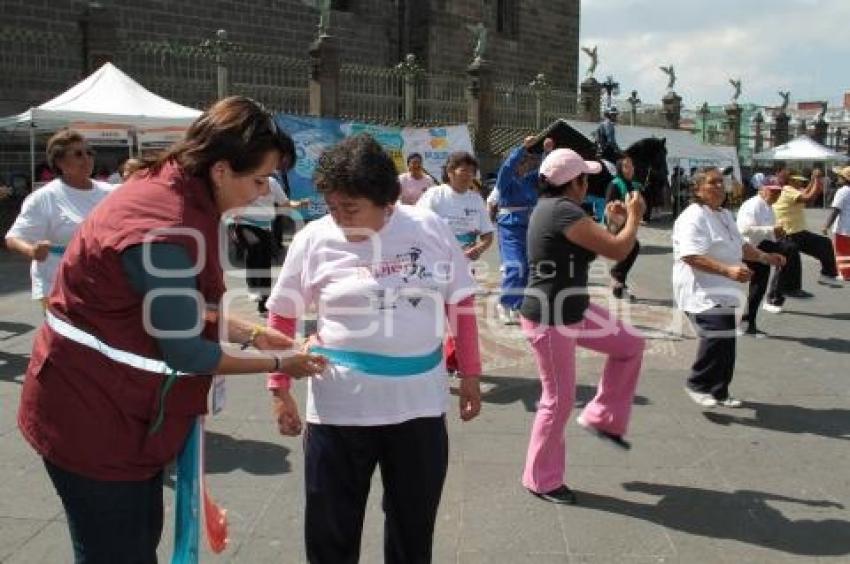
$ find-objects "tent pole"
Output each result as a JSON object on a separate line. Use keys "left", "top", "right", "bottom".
{"left": 29, "top": 122, "right": 35, "bottom": 190}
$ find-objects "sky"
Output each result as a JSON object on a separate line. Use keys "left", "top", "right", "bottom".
{"left": 580, "top": 0, "right": 849, "bottom": 110}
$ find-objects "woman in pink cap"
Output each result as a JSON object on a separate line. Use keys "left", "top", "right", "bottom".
{"left": 519, "top": 148, "right": 646, "bottom": 504}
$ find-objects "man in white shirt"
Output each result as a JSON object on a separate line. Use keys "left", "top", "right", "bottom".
{"left": 736, "top": 179, "right": 801, "bottom": 333}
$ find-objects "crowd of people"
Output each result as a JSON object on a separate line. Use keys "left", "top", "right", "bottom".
{"left": 4, "top": 96, "right": 850, "bottom": 563}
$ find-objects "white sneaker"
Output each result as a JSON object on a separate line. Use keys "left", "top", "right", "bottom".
{"left": 762, "top": 302, "right": 783, "bottom": 314}
{"left": 717, "top": 397, "right": 743, "bottom": 408}
{"left": 685, "top": 388, "right": 718, "bottom": 408}
{"left": 818, "top": 274, "right": 844, "bottom": 288}
{"left": 497, "top": 304, "right": 513, "bottom": 325}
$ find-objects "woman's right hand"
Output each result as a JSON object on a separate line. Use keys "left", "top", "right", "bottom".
{"left": 725, "top": 264, "right": 752, "bottom": 282}
{"left": 31, "top": 241, "right": 51, "bottom": 262}
{"left": 271, "top": 390, "right": 303, "bottom": 436}
{"left": 279, "top": 352, "right": 327, "bottom": 378}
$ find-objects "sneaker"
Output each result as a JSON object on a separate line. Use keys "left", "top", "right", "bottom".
{"left": 762, "top": 302, "right": 783, "bottom": 314}
{"left": 743, "top": 327, "right": 768, "bottom": 339}
{"left": 717, "top": 397, "right": 743, "bottom": 408}
{"left": 576, "top": 416, "right": 631, "bottom": 450}
{"left": 685, "top": 388, "right": 718, "bottom": 408}
{"left": 785, "top": 289, "right": 814, "bottom": 299}
{"left": 528, "top": 484, "right": 576, "bottom": 505}
{"left": 818, "top": 274, "right": 844, "bottom": 288}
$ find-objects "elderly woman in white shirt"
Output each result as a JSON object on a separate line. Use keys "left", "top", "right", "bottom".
{"left": 672, "top": 167, "right": 785, "bottom": 408}
{"left": 5, "top": 129, "right": 112, "bottom": 308}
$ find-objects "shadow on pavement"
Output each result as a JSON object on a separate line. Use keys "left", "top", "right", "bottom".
{"left": 702, "top": 402, "right": 850, "bottom": 441}
{"left": 0, "top": 320, "right": 34, "bottom": 383}
{"left": 0, "top": 249, "right": 31, "bottom": 297}
{"left": 782, "top": 309, "right": 850, "bottom": 322}
{"left": 767, "top": 334, "right": 850, "bottom": 354}
{"left": 576, "top": 482, "right": 850, "bottom": 556}
{"left": 473, "top": 374, "right": 650, "bottom": 413}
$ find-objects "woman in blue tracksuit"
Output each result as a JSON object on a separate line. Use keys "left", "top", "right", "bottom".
{"left": 494, "top": 137, "right": 552, "bottom": 324}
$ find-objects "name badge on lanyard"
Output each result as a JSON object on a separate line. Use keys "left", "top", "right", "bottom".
{"left": 211, "top": 375, "right": 226, "bottom": 415}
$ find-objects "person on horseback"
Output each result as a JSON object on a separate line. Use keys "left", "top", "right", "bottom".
{"left": 595, "top": 107, "right": 622, "bottom": 164}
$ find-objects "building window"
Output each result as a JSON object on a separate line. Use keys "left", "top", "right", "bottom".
{"left": 496, "top": 0, "right": 518, "bottom": 37}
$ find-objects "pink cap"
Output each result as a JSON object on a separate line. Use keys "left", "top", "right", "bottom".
{"left": 539, "top": 148, "right": 602, "bottom": 186}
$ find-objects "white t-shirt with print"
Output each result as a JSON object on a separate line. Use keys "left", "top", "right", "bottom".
{"left": 5, "top": 178, "right": 112, "bottom": 299}
{"left": 233, "top": 177, "right": 290, "bottom": 230}
{"left": 416, "top": 184, "right": 494, "bottom": 240}
{"left": 266, "top": 205, "right": 477, "bottom": 426}
{"left": 831, "top": 186, "right": 850, "bottom": 236}
{"left": 672, "top": 203, "right": 745, "bottom": 314}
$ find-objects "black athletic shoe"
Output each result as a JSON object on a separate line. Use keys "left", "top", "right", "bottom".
{"left": 577, "top": 416, "right": 631, "bottom": 450}
{"left": 785, "top": 289, "right": 814, "bottom": 299}
{"left": 529, "top": 485, "right": 576, "bottom": 505}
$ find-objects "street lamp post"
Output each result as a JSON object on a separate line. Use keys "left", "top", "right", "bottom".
{"left": 200, "top": 29, "right": 237, "bottom": 100}
{"left": 600, "top": 75, "right": 620, "bottom": 112}
{"left": 698, "top": 102, "right": 710, "bottom": 143}
{"left": 626, "top": 90, "right": 641, "bottom": 126}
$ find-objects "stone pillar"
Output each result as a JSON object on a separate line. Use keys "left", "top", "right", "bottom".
{"left": 467, "top": 58, "right": 494, "bottom": 163}
{"left": 813, "top": 117, "right": 828, "bottom": 144}
{"left": 78, "top": 3, "right": 119, "bottom": 74}
{"left": 773, "top": 113, "right": 790, "bottom": 145}
{"left": 725, "top": 103, "right": 743, "bottom": 155}
{"left": 753, "top": 113, "right": 764, "bottom": 154}
{"left": 308, "top": 35, "right": 340, "bottom": 118}
{"left": 661, "top": 91, "right": 683, "bottom": 129}
{"left": 579, "top": 77, "right": 601, "bottom": 123}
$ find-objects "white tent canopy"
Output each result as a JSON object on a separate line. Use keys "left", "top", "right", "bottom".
{"left": 752, "top": 135, "right": 849, "bottom": 163}
{"left": 0, "top": 62, "right": 201, "bottom": 131}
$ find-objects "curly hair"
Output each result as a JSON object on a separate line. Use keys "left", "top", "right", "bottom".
{"left": 314, "top": 134, "right": 400, "bottom": 206}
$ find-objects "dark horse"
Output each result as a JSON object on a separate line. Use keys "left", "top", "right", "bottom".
{"left": 624, "top": 137, "right": 669, "bottom": 223}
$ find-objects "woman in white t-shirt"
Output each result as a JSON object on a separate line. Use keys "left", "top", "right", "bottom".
{"left": 397, "top": 152, "right": 436, "bottom": 205}
{"left": 824, "top": 166, "right": 850, "bottom": 280}
{"left": 672, "top": 167, "right": 785, "bottom": 408}
{"left": 5, "top": 129, "right": 112, "bottom": 308}
{"left": 265, "top": 135, "right": 482, "bottom": 563}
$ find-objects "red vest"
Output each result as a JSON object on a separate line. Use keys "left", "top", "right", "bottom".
{"left": 18, "top": 162, "right": 226, "bottom": 481}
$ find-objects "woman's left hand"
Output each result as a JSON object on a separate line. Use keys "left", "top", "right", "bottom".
{"left": 464, "top": 245, "right": 483, "bottom": 261}
{"left": 458, "top": 376, "right": 481, "bottom": 421}
{"left": 254, "top": 327, "right": 297, "bottom": 351}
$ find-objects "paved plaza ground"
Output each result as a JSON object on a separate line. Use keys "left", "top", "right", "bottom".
{"left": 1, "top": 209, "right": 848, "bottom": 563}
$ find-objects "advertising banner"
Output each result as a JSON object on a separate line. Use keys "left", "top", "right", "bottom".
{"left": 275, "top": 114, "right": 472, "bottom": 219}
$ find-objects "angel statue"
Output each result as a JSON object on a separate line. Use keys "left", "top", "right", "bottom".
{"left": 816, "top": 101, "right": 828, "bottom": 121}
{"left": 581, "top": 45, "right": 598, "bottom": 78}
{"left": 729, "top": 78, "right": 742, "bottom": 102}
{"left": 317, "top": 0, "right": 331, "bottom": 36}
{"left": 778, "top": 91, "right": 790, "bottom": 114}
{"left": 467, "top": 22, "right": 488, "bottom": 62}
{"left": 659, "top": 65, "right": 676, "bottom": 90}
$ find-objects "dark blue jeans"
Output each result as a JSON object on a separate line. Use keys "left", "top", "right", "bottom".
{"left": 686, "top": 308, "right": 737, "bottom": 401}
{"left": 44, "top": 459, "right": 163, "bottom": 564}
{"left": 304, "top": 416, "right": 449, "bottom": 564}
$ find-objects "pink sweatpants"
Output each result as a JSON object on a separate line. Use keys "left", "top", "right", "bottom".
{"left": 520, "top": 303, "right": 645, "bottom": 493}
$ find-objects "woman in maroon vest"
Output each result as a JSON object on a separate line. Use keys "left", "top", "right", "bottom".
{"left": 18, "top": 96, "right": 326, "bottom": 563}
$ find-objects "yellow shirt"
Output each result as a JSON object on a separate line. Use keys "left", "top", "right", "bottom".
{"left": 772, "top": 186, "right": 806, "bottom": 234}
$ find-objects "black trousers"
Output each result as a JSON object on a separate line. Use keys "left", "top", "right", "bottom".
{"left": 788, "top": 230, "right": 839, "bottom": 278}
{"left": 44, "top": 459, "right": 163, "bottom": 564}
{"left": 686, "top": 308, "right": 737, "bottom": 401}
{"left": 304, "top": 416, "right": 449, "bottom": 564}
{"left": 233, "top": 224, "right": 273, "bottom": 311}
{"left": 610, "top": 240, "right": 640, "bottom": 285}
{"left": 743, "top": 239, "right": 799, "bottom": 327}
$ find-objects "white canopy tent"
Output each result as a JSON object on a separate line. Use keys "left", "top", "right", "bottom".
{"left": 752, "top": 135, "right": 850, "bottom": 163}
{"left": 0, "top": 63, "right": 201, "bottom": 183}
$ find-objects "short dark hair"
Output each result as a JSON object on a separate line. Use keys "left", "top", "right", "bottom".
{"left": 615, "top": 156, "right": 633, "bottom": 178}
{"left": 441, "top": 151, "right": 478, "bottom": 182}
{"left": 46, "top": 129, "right": 87, "bottom": 174}
{"left": 314, "top": 134, "right": 400, "bottom": 206}
{"left": 406, "top": 152, "right": 423, "bottom": 165}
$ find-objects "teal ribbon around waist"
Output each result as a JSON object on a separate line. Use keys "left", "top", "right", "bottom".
{"left": 309, "top": 344, "right": 443, "bottom": 377}
{"left": 48, "top": 245, "right": 66, "bottom": 255}
{"left": 455, "top": 232, "right": 477, "bottom": 246}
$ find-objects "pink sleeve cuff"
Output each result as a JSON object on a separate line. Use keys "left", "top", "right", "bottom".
{"left": 446, "top": 296, "right": 482, "bottom": 377}
{"left": 266, "top": 313, "right": 295, "bottom": 392}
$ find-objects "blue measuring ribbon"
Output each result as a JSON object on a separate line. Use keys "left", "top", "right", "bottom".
{"left": 309, "top": 344, "right": 443, "bottom": 377}
{"left": 455, "top": 232, "right": 476, "bottom": 246}
{"left": 48, "top": 245, "right": 66, "bottom": 255}
{"left": 171, "top": 417, "right": 201, "bottom": 564}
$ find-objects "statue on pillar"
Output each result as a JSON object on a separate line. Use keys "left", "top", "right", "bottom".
{"left": 581, "top": 45, "right": 598, "bottom": 78}
{"left": 466, "top": 22, "right": 488, "bottom": 64}
{"left": 659, "top": 65, "right": 676, "bottom": 90}
{"left": 778, "top": 91, "right": 790, "bottom": 115}
{"left": 317, "top": 0, "right": 331, "bottom": 37}
{"left": 729, "top": 78, "right": 742, "bottom": 104}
